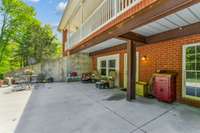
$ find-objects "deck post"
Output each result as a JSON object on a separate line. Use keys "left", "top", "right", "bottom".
{"left": 127, "top": 40, "right": 136, "bottom": 101}
{"left": 62, "top": 29, "right": 68, "bottom": 56}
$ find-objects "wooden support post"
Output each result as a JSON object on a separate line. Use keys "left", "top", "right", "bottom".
{"left": 127, "top": 40, "right": 136, "bottom": 101}
{"left": 62, "top": 29, "right": 68, "bottom": 56}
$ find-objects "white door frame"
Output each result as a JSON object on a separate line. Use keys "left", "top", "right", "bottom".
{"left": 182, "top": 43, "right": 200, "bottom": 100}
{"left": 124, "top": 52, "right": 139, "bottom": 88}
{"left": 97, "top": 54, "right": 120, "bottom": 86}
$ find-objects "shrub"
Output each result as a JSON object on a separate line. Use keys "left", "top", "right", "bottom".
{"left": 0, "top": 74, "right": 4, "bottom": 80}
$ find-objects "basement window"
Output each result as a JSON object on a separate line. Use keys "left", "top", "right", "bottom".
{"left": 99, "top": 59, "right": 116, "bottom": 76}
{"left": 97, "top": 55, "right": 119, "bottom": 78}
{"left": 183, "top": 43, "right": 200, "bottom": 100}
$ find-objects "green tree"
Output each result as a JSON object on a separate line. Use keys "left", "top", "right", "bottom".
{"left": 0, "top": 0, "right": 61, "bottom": 74}
{"left": 0, "top": 42, "right": 20, "bottom": 73}
{"left": 15, "top": 23, "right": 61, "bottom": 66}
{"left": 0, "top": 0, "right": 36, "bottom": 63}
{"left": 0, "top": 0, "right": 36, "bottom": 73}
{"left": 28, "top": 24, "right": 61, "bottom": 63}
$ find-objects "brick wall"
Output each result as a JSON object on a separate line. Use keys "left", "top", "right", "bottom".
{"left": 137, "top": 34, "right": 200, "bottom": 107}
{"left": 91, "top": 34, "right": 200, "bottom": 107}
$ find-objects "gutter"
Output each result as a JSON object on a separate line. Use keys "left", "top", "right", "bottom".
{"left": 58, "top": 0, "right": 82, "bottom": 31}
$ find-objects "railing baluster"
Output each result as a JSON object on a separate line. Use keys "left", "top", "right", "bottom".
{"left": 109, "top": 0, "right": 111, "bottom": 19}
{"left": 67, "top": 0, "right": 142, "bottom": 49}
{"left": 115, "top": 0, "right": 118, "bottom": 16}
{"left": 108, "top": 0, "right": 110, "bottom": 20}
{"left": 105, "top": 1, "right": 107, "bottom": 21}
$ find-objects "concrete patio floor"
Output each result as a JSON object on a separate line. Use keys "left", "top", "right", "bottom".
{"left": 0, "top": 86, "right": 31, "bottom": 133}
{"left": 13, "top": 82, "right": 200, "bottom": 133}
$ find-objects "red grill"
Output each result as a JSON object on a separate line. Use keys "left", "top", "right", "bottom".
{"left": 153, "top": 73, "right": 176, "bottom": 103}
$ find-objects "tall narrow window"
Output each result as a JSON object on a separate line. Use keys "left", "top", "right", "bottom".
{"left": 108, "top": 59, "right": 116, "bottom": 74}
{"left": 100, "top": 60, "right": 107, "bottom": 76}
{"left": 183, "top": 44, "right": 200, "bottom": 99}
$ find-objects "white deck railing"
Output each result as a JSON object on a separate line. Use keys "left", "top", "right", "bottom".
{"left": 67, "top": 0, "right": 142, "bottom": 49}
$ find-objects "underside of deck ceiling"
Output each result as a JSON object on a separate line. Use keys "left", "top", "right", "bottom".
{"left": 80, "top": 2, "right": 200, "bottom": 54}
{"left": 132, "top": 3, "right": 200, "bottom": 37}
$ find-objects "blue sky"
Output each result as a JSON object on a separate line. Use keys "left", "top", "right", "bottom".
{"left": 24, "top": 0, "right": 68, "bottom": 41}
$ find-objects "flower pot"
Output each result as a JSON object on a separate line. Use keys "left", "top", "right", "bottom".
{"left": 0, "top": 80, "right": 4, "bottom": 87}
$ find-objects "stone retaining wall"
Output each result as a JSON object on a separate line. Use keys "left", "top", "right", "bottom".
{"left": 7, "top": 53, "right": 92, "bottom": 82}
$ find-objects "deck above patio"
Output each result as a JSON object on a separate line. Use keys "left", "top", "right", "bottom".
{"left": 60, "top": 0, "right": 200, "bottom": 55}
{"left": 59, "top": 0, "right": 144, "bottom": 50}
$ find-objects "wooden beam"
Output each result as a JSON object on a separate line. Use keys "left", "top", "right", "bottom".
{"left": 146, "top": 22, "right": 200, "bottom": 44}
{"left": 118, "top": 32, "right": 147, "bottom": 43}
{"left": 127, "top": 40, "right": 136, "bottom": 101}
{"left": 69, "top": 0, "right": 199, "bottom": 54}
{"left": 62, "top": 29, "right": 68, "bottom": 56}
{"left": 89, "top": 43, "right": 127, "bottom": 56}
{"left": 118, "top": 0, "right": 199, "bottom": 34}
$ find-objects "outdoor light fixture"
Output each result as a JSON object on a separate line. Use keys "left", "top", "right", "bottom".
{"left": 141, "top": 56, "right": 148, "bottom": 61}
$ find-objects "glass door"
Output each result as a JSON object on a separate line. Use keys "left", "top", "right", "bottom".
{"left": 97, "top": 54, "right": 119, "bottom": 86}
{"left": 183, "top": 43, "right": 200, "bottom": 100}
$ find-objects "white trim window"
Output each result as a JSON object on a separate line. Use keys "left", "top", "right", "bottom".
{"left": 97, "top": 54, "right": 119, "bottom": 86}
{"left": 183, "top": 43, "right": 200, "bottom": 100}
{"left": 99, "top": 60, "right": 107, "bottom": 76}
{"left": 124, "top": 52, "right": 139, "bottom": 88}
